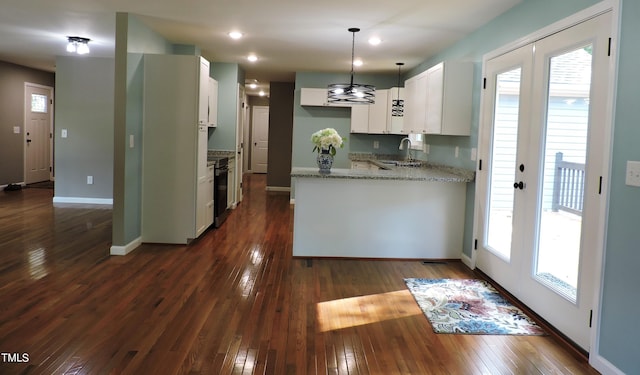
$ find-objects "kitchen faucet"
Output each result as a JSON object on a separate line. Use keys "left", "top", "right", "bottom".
{"left": 399, "top": 137, "right": 413, "bottom": 161}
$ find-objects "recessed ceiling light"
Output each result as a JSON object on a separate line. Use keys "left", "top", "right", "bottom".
{"left": 247, "top": 54, "right": 258, "bottom": 62}
{"left": 249, "top": 83, "right": 257, "bottom": 89}
{"left": 259, "top": 90, "right": 265, "bottom": 96}
{"left": 353, "top": 59, "right": 363, "bottom": 67}
{"left": 368, "top": 36, "right": 382, "bottom": 46}
{"left": 228, "top": 31, "right": 243, "bottom": 39}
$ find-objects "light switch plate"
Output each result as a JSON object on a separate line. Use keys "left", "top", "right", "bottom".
{"left": 61, "top": 129, "right": 68, "bottom": 138}
{"left": 13, "top": 126, "right": 20, "bottom": 134}
{"left": 625, "top": 161, "right": 640, "bottom": 187}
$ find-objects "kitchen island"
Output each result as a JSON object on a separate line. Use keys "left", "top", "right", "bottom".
{"left": 291, "top": 161, "right": 474, "bottom": 259}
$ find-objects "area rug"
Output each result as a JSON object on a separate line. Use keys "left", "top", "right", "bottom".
{"left": 404, "top": 278, "right": 545, "bottom": 335}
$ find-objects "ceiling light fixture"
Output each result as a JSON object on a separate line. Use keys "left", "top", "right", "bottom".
{"left": 247, "top": 54, "right": 258, "bottom": 62}
{"left": 368, "top": 36, "right": 382, "bottom": 46}
{"left": 327, "top": 27, "right": 375, "bottom": 105}
{"left": 228, "top": 31, "right": 243, "bottom": 40}
{"left": 392, "top": 62, "right": 404, "bottom": 117}
{"left": 249, "top": 83, "right": 257, "bottom": 89}
{"left": 66, "top": 36, "right": 90, "bottom": 55}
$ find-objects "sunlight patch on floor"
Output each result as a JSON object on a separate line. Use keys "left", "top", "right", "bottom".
{"left": 316, "top": 290, "right": 421, "bottom": 332}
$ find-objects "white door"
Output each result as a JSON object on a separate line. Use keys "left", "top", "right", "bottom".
{"left": 25, "top": 84, "right": 53, "bottom": 184}
{"left": 476, "top": 12, "right": 612, "bottom": 351}
{"left": 251, "top": 106, "right": 269, "bottom": 174}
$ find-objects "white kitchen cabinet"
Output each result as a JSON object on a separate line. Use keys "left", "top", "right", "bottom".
{"left": 350, "top": 105, "right": 369, "bottom": 133}
{"left": 205, "top": 165, "right": 214, "bottom": 228}
{"left": 349, "top": 89, "right": 389, "bottom": 134}
{"left": 387, "top": 87, "right": 405, "bottom": 135}
{"left": 199, "top": 57, "right": 210, "bottom": 125}
{"left": 142, "top": 54, "right": 211, "bottom": 244}
{"left": 403, "top": 70, "right": 429, "bottom": 134}
{"left": 368, "top": 89, "right": 389, "bottom": 134}
{"left": 300, "top": 88, "right": 351, "bottom": 107}
{"left": 427, "top": 62, "right": 473, "bottom": 135}
{"left": 403, "top": 61, "right": 473, "bottom": 136}
{"left": 208, "top": 77, "right": 218, "bottom": 127}
{"left": 196, "top": 125, "right": 210, "bottom": 237}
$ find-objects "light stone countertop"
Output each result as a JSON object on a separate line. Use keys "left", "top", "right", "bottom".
{"left": 291, "top": 161, "right": 474, "bottom": 183}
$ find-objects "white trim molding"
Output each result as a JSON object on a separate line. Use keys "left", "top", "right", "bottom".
{"left": 53, "top": 197, "right": 113, "bottom": 205}
{"left": 110, "top": 237, "right": 142, "bottom": 256}
{"left": 266, "top": 186, "right": 291, "bottom": 192}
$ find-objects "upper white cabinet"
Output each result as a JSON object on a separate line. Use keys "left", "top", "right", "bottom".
{"left": 350, "top": 90, "right": 396, "bottom": 134}
{"left": 300, "top": 88, "right": 352, "bottom": 107}
{"left": 403, "top": 61, "right": 473, "bottom": 136}
{"left": 198, "top": 57, "right": 210, "bottom": 125}
{"left": 386, "top": 87, "right": 405, "bottom": 135}
{"left": 208, "top": 77, "right": 218, "bottom": 127}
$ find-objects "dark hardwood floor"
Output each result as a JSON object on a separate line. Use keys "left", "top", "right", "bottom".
{"left": 0, "top": 175, "right": 599, "bottom": 374}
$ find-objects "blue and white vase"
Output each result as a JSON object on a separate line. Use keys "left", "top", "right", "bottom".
{"left": 317, "top": 149, "right": 333, "bottom": 173}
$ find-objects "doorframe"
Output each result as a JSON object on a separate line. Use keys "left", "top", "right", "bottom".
{"left": 471, "top": 1, "right": 619, "bottom": 372}
{"left": 23, "top": 82, "right": 55, "bottom": 183}
{"left": 251, "top": 105, "right": 270, "bottom": 173}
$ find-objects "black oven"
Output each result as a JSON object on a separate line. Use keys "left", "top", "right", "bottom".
{"left": 212, "top": 157, "right": 230, "bottom": 227}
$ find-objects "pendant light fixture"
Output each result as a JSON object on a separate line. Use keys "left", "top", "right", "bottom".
{"left": 327, "top": 28, "right": 375, "bottom": 105}
{"left": 392, "top": 62, "right": 404, "bottom": 117}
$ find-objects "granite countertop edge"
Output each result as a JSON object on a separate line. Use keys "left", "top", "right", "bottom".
{"left": 291, "top": 165, "right": 474, "bottom": 183}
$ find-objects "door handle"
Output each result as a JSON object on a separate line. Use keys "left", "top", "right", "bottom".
{"left": 513, "top": 181, "right": 524, "bottom": 190}
{"left": 26, "top": 139, "right": 32, "bottom": 144}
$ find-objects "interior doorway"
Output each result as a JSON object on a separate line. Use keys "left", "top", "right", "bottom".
{"left": 251, "top": 106, "right": 269, "bottom": 174}
{"left": 24, "top": 83, "right": 54, "bottom": 184}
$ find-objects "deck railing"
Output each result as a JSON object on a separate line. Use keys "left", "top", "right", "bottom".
{"left": 552, "top": 152, "right": 585, "bottom": 216}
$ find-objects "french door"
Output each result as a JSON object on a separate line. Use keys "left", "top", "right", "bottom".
{"left": 476, "top": 12, "right": 611, "bottom": 351}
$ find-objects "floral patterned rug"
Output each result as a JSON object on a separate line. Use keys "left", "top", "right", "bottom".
{"left": 404, "top": 278, "right": 545, "bottom": 335}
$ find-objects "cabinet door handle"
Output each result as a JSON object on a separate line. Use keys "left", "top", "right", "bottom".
{"left": 513, "top": 181, "right": 524, "bottom": 190}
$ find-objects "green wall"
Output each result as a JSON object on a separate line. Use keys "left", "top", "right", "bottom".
{"left": 112, "top": 13, "right": 174, "bottom": 247}
{"left": 55, "top": 56, "right": 114, "bottom": 199}
{"left": 209, "top": 62, "right": 241, "bottom": 151}
{"left": 598, "top": 0, "right": 640, "bottom": 372}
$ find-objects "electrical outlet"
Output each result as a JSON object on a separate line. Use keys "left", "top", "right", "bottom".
{"left": 455, "top": 146, "right": 459, "bottom": 158}
{"left": 129, "top": 135, "right": 135, "bottom": 148}
{"left": 61, "top": 129, "right": 68, "bottom": 138}
{"left": 373, "top": 140, "right": 379, "bottom": 149}
{"left": 471, "top": 148, "right": 477, "bottom": 161}
{"left": 13, "top": 126, "right": 20, "bottom": 134}
{"left": 625, "top": 161, "right": 640, "bottom": 187}
{"left": 423, "top": 144, "right": 430, "bottom": 154}
{"left": 87, "top": 176, "right": 93, "bottom": 185}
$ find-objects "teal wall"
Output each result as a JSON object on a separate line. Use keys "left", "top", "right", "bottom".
{"left": 112, "top": 13, "right": 174, "bottom": 247}
{"left": 210, "top": 62, "right": 243, "bottom": 151}
{"left": 292, "top": 72, "right": 401, "bottom": 170}
{"left": 55, "top": 56, "right": 114, "bottom": 199}
{"left": 598, "top": 0, "right": 640, "bottom": 373}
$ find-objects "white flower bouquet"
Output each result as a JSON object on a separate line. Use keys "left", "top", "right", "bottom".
{"left": 311, "top": 128, "right": 344, "bottom": 156}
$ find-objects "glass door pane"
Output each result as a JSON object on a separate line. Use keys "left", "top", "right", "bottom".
{"left": 534, "top": 45, "right": 593, "bottom": 302}
{"left": 486, "top": 68, "right": 522, "bottom": 260}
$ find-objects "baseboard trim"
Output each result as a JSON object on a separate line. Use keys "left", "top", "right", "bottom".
{"left": 461, "top": 253, "right": 474, "bottom": 269}
{"left": 53, "top": 197, "right": 113, "bottom": 205}
{"left": 590, "top": 354, "right": 625, "bottom": 375}
{"left": 110, "top": 237, "right": 142, "bottom": 256}
{"left": 266, "top": 186, "right": 291, "bottom": 192}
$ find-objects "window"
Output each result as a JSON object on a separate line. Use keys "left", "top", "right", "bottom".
{"left": 31, "top": 94, "right": 47, "bottom": 113}
{"left": 408, "top": 133, "right": 423, "bottom": 150}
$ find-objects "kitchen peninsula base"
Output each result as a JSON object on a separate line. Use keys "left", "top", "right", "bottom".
{"left": 292, "top": 172, "right": 467, "bottom": 259}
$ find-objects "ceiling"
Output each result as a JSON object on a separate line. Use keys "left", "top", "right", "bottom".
{"left": 0, "top": 0, "right": 521, "bottom": 96}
